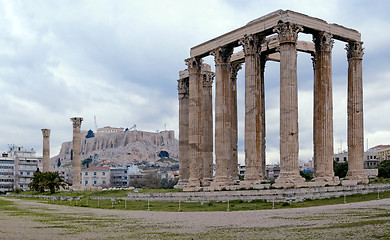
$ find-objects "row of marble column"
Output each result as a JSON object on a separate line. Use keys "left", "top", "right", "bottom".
{"left": 177, "top": 22, "right": 368, "bottom": 190}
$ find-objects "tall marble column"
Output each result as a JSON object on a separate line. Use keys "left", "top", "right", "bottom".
{"left": 230, "top": 62, "right": 241, "bottom": 183}
{"left": 312, "top": 32, "right": 339, "bottom": 185}
{"left": 70, "top": 117, "right": 83, "bottom": 189}
{"left": 240, "top": 34, "right": 265, "bottom": 183}
{"left": 210, "top": 46, "right": 234, "bottom": 188}
{"left": 201, "top": 67, "right": 214, "bottom": 186}
{"left": 41, "top": 129, "right": 51, "bottom": 173}
{"left": 346, "top": 41, "right": 368, "bottom": 184}
{"left": 260, "top": 57, "right": 267, "bottom": 180}
{"left": 184, "top": 57, "right": 203, "bottom": 190}
{"left": 175, "top": 77, "right": 190, "bottom": 189}
{"left": 273, "top": 22, "right": 306, "bottom": 188}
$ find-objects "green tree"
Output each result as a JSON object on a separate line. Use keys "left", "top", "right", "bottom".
{"left": 29, "top": 170, "right": 45, "bottom": 193}
{"left": 85, "top": 129, "right": 95, "bottom": 138}
{"left": 28, "top": 171, "right": 66, "bottom": 194}
{"left": 378, "top": 160, "right": 390, "bottom": 178}
{"left": 43, "top": 172, "right": 66, "bottom": 194}
{"left": 300, "top": 171, "right": 313, "bottom": 181}
{"left": 334, "top": 161, "right": 348, "bottom": 178}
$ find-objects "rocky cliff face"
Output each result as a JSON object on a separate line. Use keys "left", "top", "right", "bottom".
{"left": 51, "top": 130, "right": 178, "bottom": 167}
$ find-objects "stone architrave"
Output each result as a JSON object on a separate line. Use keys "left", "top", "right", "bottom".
{"left": 41, "top": 129, "right": 51, "bottom": 172}
{"left": 346, "top": 41, "right": 368, "bottom": 184}
{"left": 210, "top": 46, "right": 234, "bottom": 188}
{"left": 240, "top": 34, "right": 265, "bottom": 184}
{"left": 70, "top": 117, "right": 83, "bottom": 189}
{"left": 184, "top": 57, "right": 203, "bottom": 190}
{"left": 201, "top": 67, "right": 214, "bottom": 186}
{"left": 312, "top": 32, "right": 340, "bottom": 185}
{"left": 273, "top": 22, "right": 306, "bottom": 188}
{"left": 175, "top": 77, "right": 190, "bottom": 189}
{"left": 230, "top": 62, "right": 241, "bottom": 184}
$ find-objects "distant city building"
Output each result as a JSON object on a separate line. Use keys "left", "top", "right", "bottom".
{"left": 377, "top": 147, "right": 390, "bottom": 162}
{"left": 332, "top": 145, "right": 387, "bottom": 169}
{"left": 0, "top": 146, "right": 42, "bottom": 192}
{"left": 110, "top": 166, "right": 128, "bottom": 188}
{"left": 82, "top": 166, "right": 110, "bottom": 187}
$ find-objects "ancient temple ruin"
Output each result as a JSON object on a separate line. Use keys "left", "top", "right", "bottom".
{"left": 176, "top": 10, "right": 368, "bottom": 191}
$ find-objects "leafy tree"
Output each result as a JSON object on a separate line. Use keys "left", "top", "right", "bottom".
{"left": 159, "top": 178, "right": 178, "bottom": 189}
{"left": 43, "top": 172, "right": 66, "bottom": 194}
{"left": 29, "top": 170, "right": 45, "bottom": 193}
{"left": 85, "top": 129, "right": 95, "bottom": 138}
{"left": 300, "top": 171, "right": 313, "bottom": 181}
{"left": 28, "top": 171, "right": 66, "bottom": 194}
{"left": 334, "top": 161, "right": 348, "bottom": 178}
{"left": 82, "top": 157, "right": 93, "bottom": 168}
{"left": 378, "top": 160, "right": 390, "bottom": 178}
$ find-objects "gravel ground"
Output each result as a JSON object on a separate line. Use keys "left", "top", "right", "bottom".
{"left": 1, "top": 197, "right": 390, "bottom": 239}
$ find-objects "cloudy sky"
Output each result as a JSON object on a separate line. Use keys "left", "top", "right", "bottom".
{"left": 0, "top": 0, "right": 389, "bottom": 164}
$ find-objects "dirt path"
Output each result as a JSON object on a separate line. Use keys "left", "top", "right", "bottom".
{"left": 1, "top": 197, "right": 390, "bottom": 239}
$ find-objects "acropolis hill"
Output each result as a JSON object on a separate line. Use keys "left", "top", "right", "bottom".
{"left": 51, "top": 129, "right": 178, "bottom": 167}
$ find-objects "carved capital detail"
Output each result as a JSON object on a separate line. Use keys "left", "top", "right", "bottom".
{"left": 273, "top": 21, "right": 303, "bottom": 44}
{"left": 211, "top": 46, "right": 233, "bottom": 66}
{"left": 346, "top": 41, "right": 364, "bottom": 60}
{"left": 239, "top": 34, "right": 263, "bottom": 56}
{"left": 70, "top": 117, "right": 83, "bottom": 129}
{"left": 313, "top": 31, "right": 334, "bottom": 52}
{"left": 177, "top": 78, "right": 189, "bottom": 96}
{"left": 202, "top": 72, "right": 214, "bottom": 88}
{"left": 41, "top": 129, "right": 51, "bottom": 137}
{"left": 185, "top": 57, "right": 202, "bottom": 74}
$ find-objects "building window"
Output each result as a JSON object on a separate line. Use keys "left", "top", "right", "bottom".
{"left": 85, "top": 180, "right": 88, "bottom": 186}
{"left": 85, "top": 172, "right": 88, "bottom": 176}
{"left": 20, "top": 172, "right": 23, "bottom": 175}
{"left": 102, "top": 172, "right": 105, "bottom": 176}
{"left": 93, "top": 181, "right": 97, "bottom": 185}
{"left": 94, "top": 172, "right": 97, "bottom": 176}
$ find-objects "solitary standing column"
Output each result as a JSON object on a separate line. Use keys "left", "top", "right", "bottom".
{"left": 313, "top": 32, "right": 339, "bottom": 185}
{"left": 260, "top": 57, "right": 267, "bottom": 180}
{"left": 184, "top": 57, "right": 203, "bottom": 191}
{"left": 273, "top": 22, "right": 306, "bottom": 188}
{"left": 210, "top": 46, "right": 234, "bottom": 189}
{"left": 41, "top": 129, "right": 51, "bottom": 172}
{"left": 346, "top": 41, "right": 368, "bottom": 184}
{"left": 201, "top": 66, "right": 214, "bottom": 186}
{"left": 230, "top": 62, "right": 241, "bottom": 184}
{"left": 70, "top": 117, "right": 83, "bottom": 189}
{"left": 175, "top": 77, "right": 190, "bottom": 189}
{"left": 240, "top": 34, "right": 265, "bottom": 184}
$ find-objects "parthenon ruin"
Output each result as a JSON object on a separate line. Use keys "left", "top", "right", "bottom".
{"left": 176, "top": 10, "right": 368, "bottom": 191}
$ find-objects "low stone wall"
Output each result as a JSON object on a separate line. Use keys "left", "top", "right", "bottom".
{"left": 125, "top": 183, "right": 390, "bottom": 202}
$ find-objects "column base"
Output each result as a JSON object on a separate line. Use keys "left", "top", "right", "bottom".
{"left": 201, "top": 178, "right": 213, "bottom": 187}
{"left": 273, "top": 172, "right": 307, "bottom": 188}
{"left": 208, "top": 176, "right": 233, "bottom": 190}
{"left": 313, "top": 176, "right": 340, "bottom": 186}
{"left": 174, "top": 179, "right": 189, "bottom": 189}
{"left": 346, "top": 170, "right": 369, "bottom": 184}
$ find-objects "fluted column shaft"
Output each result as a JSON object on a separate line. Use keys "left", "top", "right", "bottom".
{"left": 346, "top": 41, "right": 368, "bottom": 184}
{"left": 230, "top": 62, "right": 241, "bottom": 183}
{"left": 70, "top": 117, "right": 83, "bottom": 189}
{"left": 41, "top": 129, "right": 51, "bottom": 173}
{"left": 211, "top": 46, "right": 234, "bottom": 186}
{"left": 202, "top": 70, "right": 214, "bottom": 185}
{"left": 176, "top": 77, "right": 190, "bottom": 188}
{"left": 186, "top": 57, "right": 203, "bottom": 189}
{"left": 313, "top": 32, "right": 338, "bottom": 184}
{"left": 274, "top": 22, "right": 306, "bottom": 187}
{"left": 240, "top": 34, "right": 265, "bottom": 183}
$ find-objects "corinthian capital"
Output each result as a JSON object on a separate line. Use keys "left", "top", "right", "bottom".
{"left": 211, "top": 46, "right": 233, "bottom": 66}
{"left": 70, "top": 117, "right": 83, "bottom": 129}
{"left": 185, "top": 57, "right": 202, "bottom": 74}
{"left": 177, "top": 78, "right": 189, "bottom": 96}
{"left": 313, "top": 31, "right": 334, "bottom": 52}
{"left": 346, "top": 41, "right": 364, "bottom": 60}
{"left": 239, "top": 34, "right": 263, "bottom": 56}
{"left": 41, "top": 129, "right": 51, "bottom": 137}
{"left": 273, "top": 21, "right": 303, "bottom": 44}
{"left": 202, "top": 72, "right": 214, "bottom": 88}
